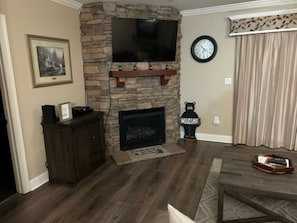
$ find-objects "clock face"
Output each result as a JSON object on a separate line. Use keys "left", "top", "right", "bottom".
{"left": 191, "top": 35, "right": 217, "bottom": 62}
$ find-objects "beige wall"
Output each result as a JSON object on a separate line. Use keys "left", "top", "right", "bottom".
{"left": 0, "top": 0, "right": 296, "bottom": 185}
{"left": 180, "top": 4, "right": 297, "bottom": 138}
{"left": 0, "top": 0, "right": 85, "bottom": 180}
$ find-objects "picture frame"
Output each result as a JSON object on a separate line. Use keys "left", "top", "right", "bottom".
{"left": 27, "top": 35, "right": 73, "bottom": 88}
{"left": 58, "top": 102, "right": 73, "bottom": 122}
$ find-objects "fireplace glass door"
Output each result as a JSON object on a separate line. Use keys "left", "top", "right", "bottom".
{"left": 119, "top": 107, "right": 165, "bottom": 150}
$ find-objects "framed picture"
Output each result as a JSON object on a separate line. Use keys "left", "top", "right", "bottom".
{"left": 27, "top": 35, "right": 73, "bottom": 88}
{"left": 58, "top": 102, "right": 73, "bottom": 122}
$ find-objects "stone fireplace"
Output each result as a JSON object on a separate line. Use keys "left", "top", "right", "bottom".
{"left": 80, "top": 2, "right": 181, "bottom": 154}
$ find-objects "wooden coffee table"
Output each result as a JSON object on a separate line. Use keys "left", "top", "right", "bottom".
{"left": 218, "top": 147, "right": 297, "bottom": 223}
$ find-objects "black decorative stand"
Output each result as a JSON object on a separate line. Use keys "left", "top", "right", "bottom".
{"left": 180, "top": 102, "right": 201, "bottom": 140}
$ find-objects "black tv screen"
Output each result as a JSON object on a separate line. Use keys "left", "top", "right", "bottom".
{"left": 112, "top": 18, "right": 178, "bottom": 62}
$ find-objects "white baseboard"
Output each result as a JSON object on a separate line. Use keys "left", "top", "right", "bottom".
{"left": 180, "top": 130, "right": 233, "bottom": 143}
{"left": 29, "top": 171, "right": 49, "bottom": 191}
{"left": 196, "top": 133, "right": 233, "bottom": 143}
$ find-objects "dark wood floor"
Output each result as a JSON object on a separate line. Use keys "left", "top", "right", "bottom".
{"left": 0, "top": 140, "right": 227, "bottom": 223}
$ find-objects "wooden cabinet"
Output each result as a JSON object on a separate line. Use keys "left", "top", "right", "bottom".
{"left": 41, "top": 111, "right": 105, "bottom": 184}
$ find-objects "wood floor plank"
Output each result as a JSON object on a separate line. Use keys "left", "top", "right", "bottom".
{"left": 0, "top": 140, "right": 227, "bottom": 223}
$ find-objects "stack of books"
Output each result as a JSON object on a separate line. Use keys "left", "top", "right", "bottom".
{"left": 258, "top": 155, "right": 290, "bottom": 168}
{"left": 253, "top": 154, "right": 294, "bottom": 174}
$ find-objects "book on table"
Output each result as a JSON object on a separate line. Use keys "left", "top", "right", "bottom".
{"left": 253, "top": 154, "right": 294, "bottom": 174}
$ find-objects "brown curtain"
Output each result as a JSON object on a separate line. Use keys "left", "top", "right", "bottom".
{"left": 233, "top": 32, "right": 297, "bottom": 150}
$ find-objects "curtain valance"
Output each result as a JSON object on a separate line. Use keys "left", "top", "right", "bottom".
{"left": 229, "top": 9, "right": 297, "bottom": 36}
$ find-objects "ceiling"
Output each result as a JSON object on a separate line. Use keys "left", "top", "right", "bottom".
{"left": 74, "top": 0, "right": 261, "bottom": 11}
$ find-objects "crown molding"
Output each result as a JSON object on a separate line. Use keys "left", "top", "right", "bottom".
{"left": 50, "top": 0, "right": 82, "bottom": 10}
{"left": 181, "top": 0, "right": 297, "bottom": 16}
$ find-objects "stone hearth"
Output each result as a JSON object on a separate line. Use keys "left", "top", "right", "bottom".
{"left": 80, "top": 2, "right": 181, "bottom": 154}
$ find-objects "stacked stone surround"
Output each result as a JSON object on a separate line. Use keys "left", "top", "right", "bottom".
{"left": 80, "top": 2, "right": 181, "bottom": 154}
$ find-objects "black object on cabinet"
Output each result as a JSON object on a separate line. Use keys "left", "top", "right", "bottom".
{"left": 41, "top": 111, "right": 105, "bottom": 184}
{"left": 41, "top": 105, "right": 57, "bottom": 123}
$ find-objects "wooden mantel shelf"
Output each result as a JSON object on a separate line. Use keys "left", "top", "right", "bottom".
{"left": 109, "top": 69, "right": 177, "bottom": 87}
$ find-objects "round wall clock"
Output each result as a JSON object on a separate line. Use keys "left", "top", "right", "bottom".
{"left": 191, "top": 35, "right": 217, "bottom": 63}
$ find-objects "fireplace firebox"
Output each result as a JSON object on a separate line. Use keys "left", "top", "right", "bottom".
{"left": 119, "top": 107, "right": 165, "bottom": 150}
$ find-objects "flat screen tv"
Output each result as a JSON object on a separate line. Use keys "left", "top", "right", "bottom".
{"left": 112, "top": 17, "right": 178, "bottom": 62}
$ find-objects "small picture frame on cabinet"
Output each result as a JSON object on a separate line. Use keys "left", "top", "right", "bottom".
{"left": 58, "top": 102, "right": 72, "bottom": 122}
